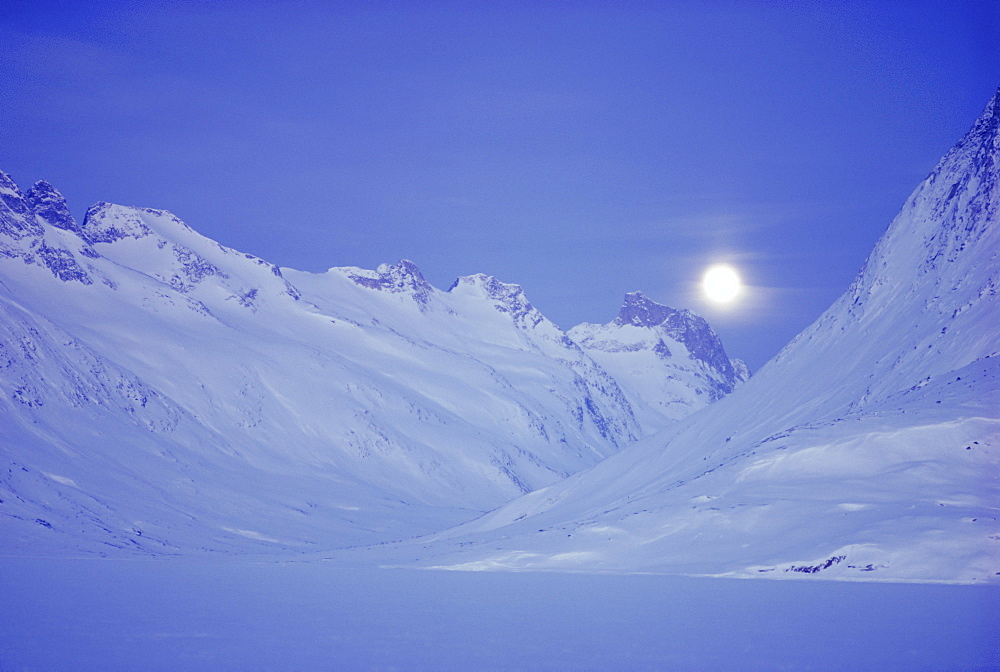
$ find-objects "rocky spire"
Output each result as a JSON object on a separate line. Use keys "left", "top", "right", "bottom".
{"left": 0, "top": 171, "right": 43, "bottom": 238}
{"left": 614, "top": 291, "right": 735, "bottom": 378}
{"left": 25, "top": 180, "right": 81, "bottom": 234}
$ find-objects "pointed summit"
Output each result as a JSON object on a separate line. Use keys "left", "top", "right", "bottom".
{"left": 0, "top": 171, "right": 29, "bottom": 217}
{"left": 963, "top": 84, "right": 999, "bottom": 146}
{"left": 0, "top": 171, "right": 43, "bottom": 239}
{"left": 614, "top": 291, "right": 679, "bottom": 327}
{"left": 611, "top": 291, "right": 734, "bottom": 375}
{"left": 0, "top": 173, "right": 92, "bottom": 284}
{"left": 344, "top": 259, "right": 434, "bottom": 306}
{"left": 26, "top": 181, "right": 80, "bottom": 234}
{"left": 449, "top": 274, "right": 541, "bottom": 325}
{"left": 568, "top": 291, "right": 746, "bottom": 431}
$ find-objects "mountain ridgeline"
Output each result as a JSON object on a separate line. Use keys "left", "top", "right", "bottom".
{"left": 400, "top": 89, "right": 1000, "bottom": 583}
{"left": 4, "top": 87, "right": 996, "bottom": 582}
{"left": 0, "top": 173, "right": 746, "bottom": 556}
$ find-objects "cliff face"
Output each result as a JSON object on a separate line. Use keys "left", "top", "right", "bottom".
{"left": 569, "top": 291, "right": 748, "bottom": 432}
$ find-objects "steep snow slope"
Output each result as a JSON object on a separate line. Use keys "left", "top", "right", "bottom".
{"left": 398, "top": 89, "right": 1000, "bottom": 582}
{"left": 0, "top": 170, "right": 742, "bottom": 556}
{"left": 0, "top": 289, "right": 479, "bottom": 556}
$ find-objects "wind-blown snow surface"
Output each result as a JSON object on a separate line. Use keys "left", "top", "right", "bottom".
{"left": 384, "top": 90, "right": 1000, "bottom": 583}
{"left": 0, "top": 171, "right": 742, "bottom": 555}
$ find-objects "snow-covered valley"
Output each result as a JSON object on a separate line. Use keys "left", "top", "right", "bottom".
{"left": 1, "top": 90, "right": 998, "bottom": 590}
{"left": 0, "top": 163, "right": 745, "bottom": 558}
{"left": 364, "top": 88, "right": 1000, "bottom": 583}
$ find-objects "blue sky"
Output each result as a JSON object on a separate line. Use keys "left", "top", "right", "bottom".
{"left": 2, "top": 1, "right": 997, "bottom": 370}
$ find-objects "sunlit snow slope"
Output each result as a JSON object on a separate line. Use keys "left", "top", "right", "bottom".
{"left": 403, "top": 89, "right": 1000, "bottom": 582}
{"left": 0, "top": 172, "right": 741, "bottom": 556}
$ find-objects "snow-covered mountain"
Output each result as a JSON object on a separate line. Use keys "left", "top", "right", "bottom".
{"left": 569, "top": 291, "right": 749, "bottom": 433}
{"left": 395, "top": 89, "right": 1000, "bottom": 582}
{"left": 0, "top": 172, "right": 743, "bottom": 556}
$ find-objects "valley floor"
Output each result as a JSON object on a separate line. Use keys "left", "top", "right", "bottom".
{"left": 2, "top": 558, "right": 998, "bottom": 671}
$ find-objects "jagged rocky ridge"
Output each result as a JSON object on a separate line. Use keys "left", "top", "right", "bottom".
{"left": 570, "top": 291, "right": 748, "bottom": 433}
{"left": 0, "top": 173, "right": 743, "bottom": 556}
{"left": 393, "top": 89, "right": 1000, "bottom": 582}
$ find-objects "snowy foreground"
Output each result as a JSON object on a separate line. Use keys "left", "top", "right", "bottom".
{"left": 2, "top": 558, "right": 998, "bottom": 672}
{"left": 2, "top": 91, "right": 998, "bottom": 583}
{"left": 2, "top": 88, "right": 999, "bottom": 668}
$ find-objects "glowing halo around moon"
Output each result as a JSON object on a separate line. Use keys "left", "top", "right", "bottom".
{"left": 702, "top": 264, "right": 743, "bottom": 304}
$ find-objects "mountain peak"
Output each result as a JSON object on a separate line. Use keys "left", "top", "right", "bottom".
{"left": 449, "top": 274, "right": 540, "bottom": 324}
{"left": 973, "top": 85, "right": 1000, "bottom": 135}
{"left": 451, "top": 273, "right": 523, "bottom": 295}
{"left": 614, "top": 291, "right": 681, "bottom": 327}
{"left": 80, "top": 202, "right": 153, "bottom": 244}
{"left": 345, "top": 259, "right": 434, "bottom": 306}
{"left": 79, "top": 202, "right": 196, "bottom": 247}
{"left": 0, "top": 171, "right": 27, "bottom": 210}
{"left": 25, "top": 180, "right": 80, "bottom": 234}
{"left": 0, "top": 171, "right": 42, "bottom": 239}
{"left": 610, "top": 291, "right": 735, "bottom": 377}
{"left": 376, "top": 259, "right": 426, "bottom": 281}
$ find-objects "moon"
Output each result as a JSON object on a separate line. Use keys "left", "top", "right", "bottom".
{"left": 702, "top": 264, "right": 742, "bottom": 303}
